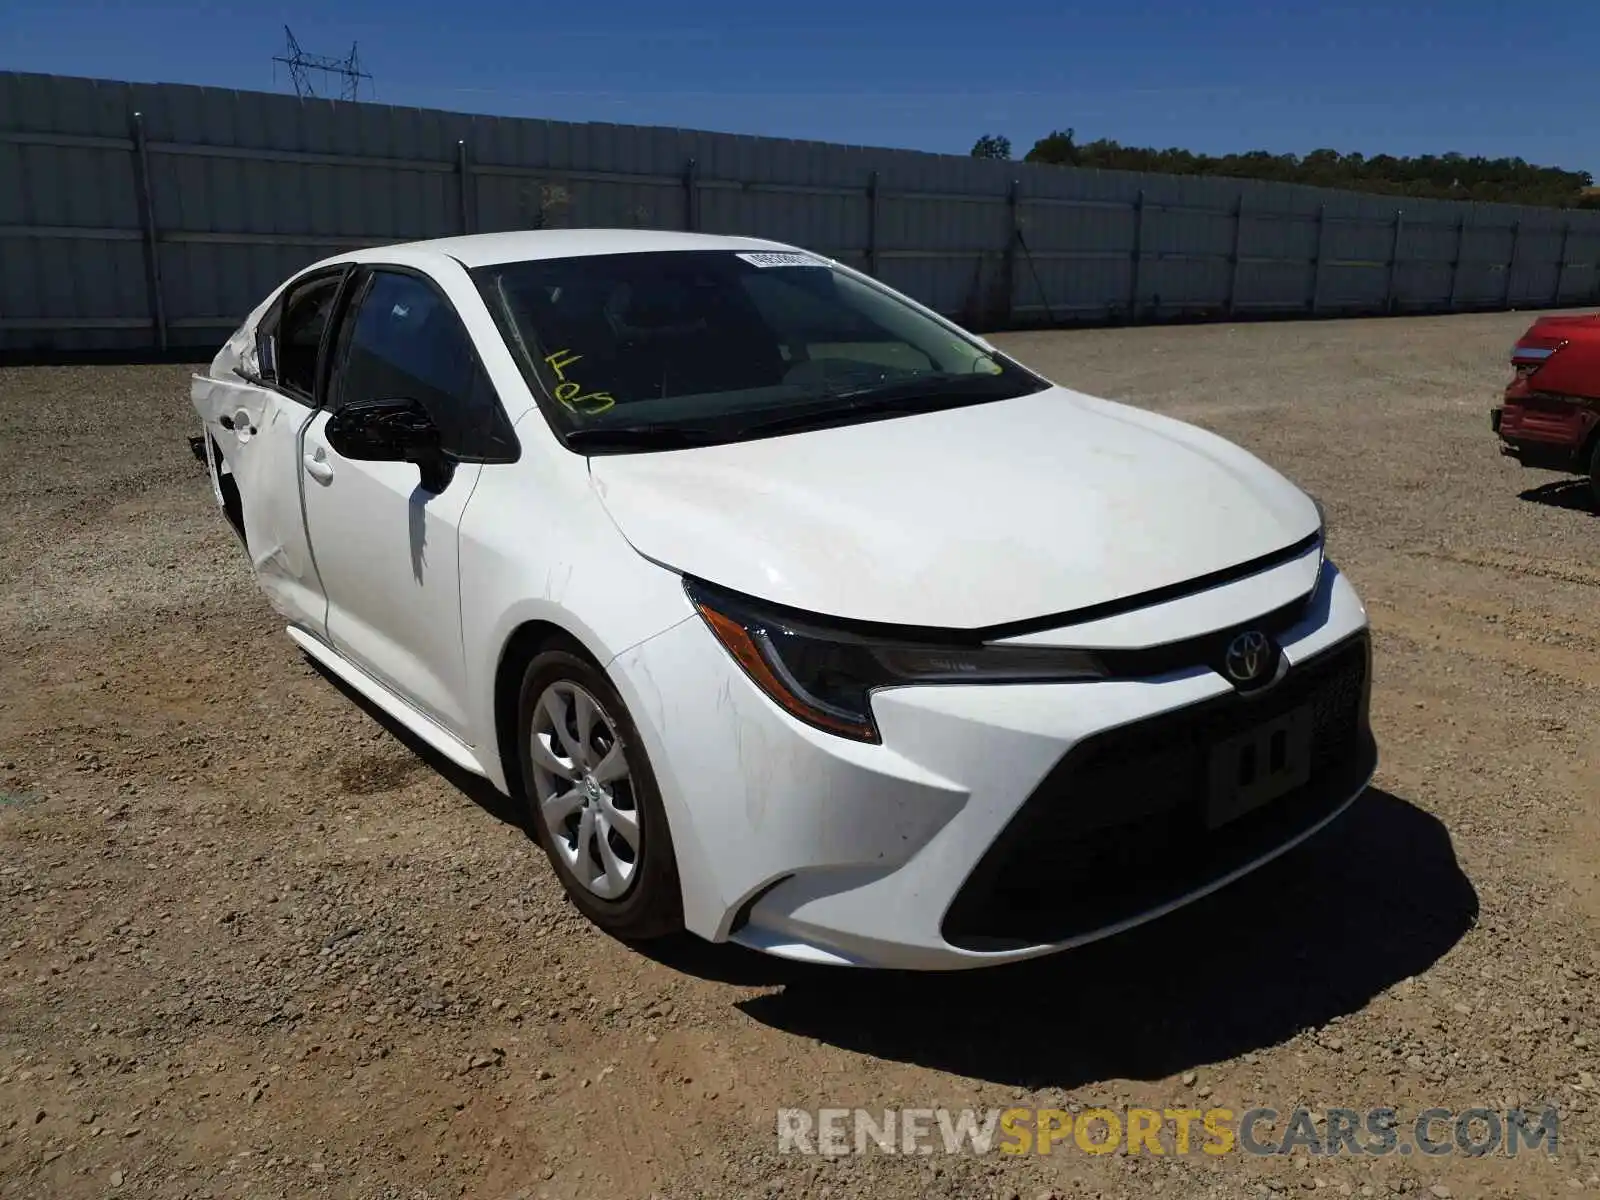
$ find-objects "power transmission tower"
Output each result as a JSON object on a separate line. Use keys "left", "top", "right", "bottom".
{"left": 272, "top": 26, "right": 372, "bottom": 101}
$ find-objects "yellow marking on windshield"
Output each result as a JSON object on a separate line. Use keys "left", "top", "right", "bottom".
{"left": 545, "top": 348, "right": 582, "bottom": 379}
{"left": 544, "top": 348, "right": 616, "bottom": 415}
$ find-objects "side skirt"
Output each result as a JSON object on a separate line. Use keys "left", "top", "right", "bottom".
{"left": 286, "top": 625, "right": 490, "bottom": 780}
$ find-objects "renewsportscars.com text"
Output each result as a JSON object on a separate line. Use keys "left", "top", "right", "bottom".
{"left": 777, "top": 1106, "right": 1559, "bottom": 1158}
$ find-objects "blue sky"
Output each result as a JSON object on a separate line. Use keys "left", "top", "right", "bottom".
{"left": 5, "top": 0, "right": 1597, "bottom": 177}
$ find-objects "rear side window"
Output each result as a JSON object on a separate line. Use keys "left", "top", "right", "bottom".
{"left": 275, "top": 274, "right": 343, "bottom": 401}
{"left": 328, "top": 269, "right": 518, "bottom": 462}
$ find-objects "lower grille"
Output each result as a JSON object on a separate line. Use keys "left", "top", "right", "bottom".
{"left": 941, "top": 631, "right": 1374, "bottom": 951}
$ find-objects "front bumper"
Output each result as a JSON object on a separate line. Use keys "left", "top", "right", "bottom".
{"left": 609, "top": 558, "right": 1374, "bottom": 971}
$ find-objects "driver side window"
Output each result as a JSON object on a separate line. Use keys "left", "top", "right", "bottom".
{"left": 328, "top": 269, "right": 518, "bottom": 462}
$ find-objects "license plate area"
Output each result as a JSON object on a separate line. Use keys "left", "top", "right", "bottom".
{"left": 1206, "top": 705, "right": 1313, "bottom": 829}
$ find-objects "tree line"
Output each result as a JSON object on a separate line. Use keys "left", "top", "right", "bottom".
{"left": 969, "top": 131, "right": 1600, "bottom": 209}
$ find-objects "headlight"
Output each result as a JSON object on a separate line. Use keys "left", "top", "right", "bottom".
{"left": 1309, "top": 494, "right": 1329, "bottom": 580}
{"left": 685, "top": 579, "right": 1106, "bottom": 743}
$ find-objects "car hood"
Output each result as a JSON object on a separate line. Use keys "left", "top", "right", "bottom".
{"left": 588, "top": 386, "right": 1321, "bottom": 630}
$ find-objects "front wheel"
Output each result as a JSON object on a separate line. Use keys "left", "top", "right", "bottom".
{"left": 1589, "top": 435, "right": 1600, "bottom": 510}
{"left": 516, "top": 647, "right": 683, "bottom": 940}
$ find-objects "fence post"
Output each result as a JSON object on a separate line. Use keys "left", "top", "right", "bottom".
{"left": 1127, "top": 189, "right": 1145, "bottom": 322}
{"left": 1384, "top": 208, "right": 1404, "bottom": 315}
{"left": 682, "top": 158, "right": 699, "bottom": 231}
{"left": 1553, "top": 219, "right": 1571, "bottom": 306}
{"left": 1447, "top": 214, "right": 1466, "bottom": 311}
{"left": 1225, "top": 193, "right": 1245, "bottom": 318}
{"left": 456, "top": 140, "right": 473, "bottom": 235}
{"left": 865, "top": 170, "right": 881, "bottom": 278}
{"left": 128, "top": 110, "right": 168, "bottom": 352}
{"left": 1309, "top": 203, "right": 1326, "bottom": 314}
{"left": 1502, "top": 219, "right": 1520, "bottom": 307}
{"left": 1002, "top": 179, "right": 1020, "bottom": 326}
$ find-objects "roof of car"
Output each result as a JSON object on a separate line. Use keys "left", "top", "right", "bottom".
{"left": 380, "top": 228, "right": 794, "bottom": 269}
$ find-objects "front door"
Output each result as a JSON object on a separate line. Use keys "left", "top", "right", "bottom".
{"left": 299, "top": 267, "right": 512, "bottom": 739}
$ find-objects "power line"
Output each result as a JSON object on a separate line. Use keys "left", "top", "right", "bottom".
{"left": 272, "top": 25, "right": 372, "bottom": 102}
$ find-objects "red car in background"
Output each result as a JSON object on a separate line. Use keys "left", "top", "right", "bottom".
{"left": 1492, "top": 313, "right": 1600, "bottom": 505}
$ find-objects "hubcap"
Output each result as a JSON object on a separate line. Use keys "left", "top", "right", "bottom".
{"left": 527, "top": 681, "right": 639, "bottom": 900}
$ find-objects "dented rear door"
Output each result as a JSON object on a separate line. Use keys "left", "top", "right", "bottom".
{"left": 194, "top": 371, "right": 328, "bottom": 638}
{"left": 189, "top": 265, "right": 354, "bottom": 640}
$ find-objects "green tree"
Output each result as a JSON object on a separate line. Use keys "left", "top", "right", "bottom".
{"left": 970, "top": 134, "right": 1012, "bottom": 160}
{"left": 1021, "top": 132, "right": 1596, "bottom": 208}
{"left": 1025, "top": 128, "right": 1078, "bottom": 166}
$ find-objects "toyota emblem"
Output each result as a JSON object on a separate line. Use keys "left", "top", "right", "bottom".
{"left": 1224, "top": 630, "right": 1272, "bottom": 685}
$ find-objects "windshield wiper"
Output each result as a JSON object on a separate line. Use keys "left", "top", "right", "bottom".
{"left": 731, "top": 378, "right": 1012, "bottom": 440}
{"left": 825, "top": 372, "right": 989, "bottom": 403}
{"left": 564, "top": 377, "right": 1019, "bottom": 451}
{"left": 564, "top": 424, "right": 726, "bottom": 452}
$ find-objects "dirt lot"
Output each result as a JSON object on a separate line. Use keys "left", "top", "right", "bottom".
{"left": 2, "top": 311, "right": 1598, "bottom": 1200}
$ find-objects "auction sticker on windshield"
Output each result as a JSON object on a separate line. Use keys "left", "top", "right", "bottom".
{"left": 736, "top": 251, "right": 829, "bottom": 269}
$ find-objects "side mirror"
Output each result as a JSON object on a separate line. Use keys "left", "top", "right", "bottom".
{"left": 326, "top": 397, "right": 455, "bottom": 492}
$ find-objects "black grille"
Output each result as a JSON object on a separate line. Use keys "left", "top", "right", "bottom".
{"left": 1092, "top": 590, "right": 1312, "bottom": 681}
{"left": 941, "top": 631, "right": 1374, "bottom": 951}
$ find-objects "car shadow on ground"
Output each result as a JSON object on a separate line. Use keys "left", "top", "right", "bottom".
{"left": 1519, "top": 478, "right": 1597, "bottom": 515}
{"left": 304, "top": 657, "right": 535, "bottom": 837}
{"left": 303, "top": 666, "right": 1476, "bottom": 1087}
{"left": 660, "top": 788, "right": 1477, "bottom": 1088}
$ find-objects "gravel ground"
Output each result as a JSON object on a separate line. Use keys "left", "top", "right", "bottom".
{"left": 2, "top": 310, "right": 1598, "bottom": 1199}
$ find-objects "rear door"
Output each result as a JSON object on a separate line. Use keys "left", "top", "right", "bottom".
{"left": 192, "top": 267, "right": 347, "bottom": 636}
{"left": 298, "top": 266, "right": 517, "bottom": 738}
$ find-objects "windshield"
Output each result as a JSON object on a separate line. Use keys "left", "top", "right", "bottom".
{"left": 470, "top": 249, "right": 1049, "bottom": 450}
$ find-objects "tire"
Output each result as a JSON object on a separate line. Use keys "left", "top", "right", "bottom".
{"left": 1589, "top": 434, "right": 1600, "bottom": 510}
{"left": 515, "top": 645, "right": 683, "bottom": 940}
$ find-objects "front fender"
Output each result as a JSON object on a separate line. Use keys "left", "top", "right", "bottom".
{"left": 456, "top": 443, "right": 698, "bottom": 794}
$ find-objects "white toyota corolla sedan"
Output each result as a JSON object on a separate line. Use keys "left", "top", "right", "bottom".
{"left": 192, "top": 229, "right": 1376, "bottom": 970}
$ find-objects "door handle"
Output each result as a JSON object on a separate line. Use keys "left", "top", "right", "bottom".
{"left": 303, "top": 455, "right": 334, "bottom": 484}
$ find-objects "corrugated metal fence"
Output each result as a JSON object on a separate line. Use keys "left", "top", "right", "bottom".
{"left": 5, "top": 70, "right": 1600, "bottom": 354}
